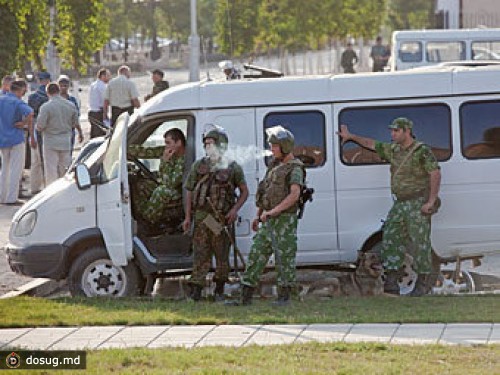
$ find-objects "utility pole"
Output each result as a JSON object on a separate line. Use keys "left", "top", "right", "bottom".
{"left": 46, "top": 0, "right": 60, "bottom": 79}
{"left": 189, "top": 0, "right": 200, "bottom": 82}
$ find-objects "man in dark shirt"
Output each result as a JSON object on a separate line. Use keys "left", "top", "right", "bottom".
{"left": 144, "top": 69, "right": 169, "bottom": 101}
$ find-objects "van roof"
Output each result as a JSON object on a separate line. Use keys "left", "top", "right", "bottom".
{"left": 392, "top": 28, "right": 500, "bottom": 41}
{"left": 140, "top": 65, "right": 500, "bottom": 115}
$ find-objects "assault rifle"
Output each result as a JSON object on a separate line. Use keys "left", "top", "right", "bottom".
{"left": 206, "top": 198, "right": 246, "bottom": 269}
{"left": 298, "top": 187, "right": 315, "bottom": 219}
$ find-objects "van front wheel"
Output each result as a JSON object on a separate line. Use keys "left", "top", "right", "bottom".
{"left": 68, "top": 247, "right": 141, "bottom": 297}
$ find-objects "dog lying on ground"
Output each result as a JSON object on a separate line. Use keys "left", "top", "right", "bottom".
{"left": 301, "top": 251, "right": 384, "bottom": 299}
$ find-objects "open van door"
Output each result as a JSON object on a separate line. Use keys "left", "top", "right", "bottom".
{"left": 97, "top": 114, "right": 133, "bottom": 266}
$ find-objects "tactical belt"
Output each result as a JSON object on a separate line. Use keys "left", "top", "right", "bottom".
{"left": 393, "top": 190, "right": 426, "bottom": 201}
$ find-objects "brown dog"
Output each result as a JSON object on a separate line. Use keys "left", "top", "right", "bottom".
{"left": 302, "top": 252, "right": 384, "bottom": 299}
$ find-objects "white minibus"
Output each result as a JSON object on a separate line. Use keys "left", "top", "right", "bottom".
{"left": 7, "top": 64, "right": 500, "bottom": 296}
{"left": 391, "top": 28, "right": 500, "bottom": 71}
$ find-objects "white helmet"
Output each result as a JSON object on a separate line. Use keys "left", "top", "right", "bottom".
{"left": 218, "top": 60, "right": 234, "bottom": 70}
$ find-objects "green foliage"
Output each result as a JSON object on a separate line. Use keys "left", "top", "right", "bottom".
{"left": 215, "top": 0, "right": 261, "bottom": 57}
{"left": 388, "top": 0, "right": 434, "bottom": 30}
{"left": 0, "top": 4, "right": 19, "bottom": 76}
{"left": 56, "top": 0, "right": 109, "bottom": 76}
{"left": 0, "top": 0, "right": 48, "bottom": 75}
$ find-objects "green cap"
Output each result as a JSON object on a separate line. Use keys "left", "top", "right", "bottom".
{"left": 388, "top": 117, "right": 413, "bottom": 130}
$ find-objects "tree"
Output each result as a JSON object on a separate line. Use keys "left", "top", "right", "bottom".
{"left": 56, "top": 0, "right": 110, "bottom": 76}
{"left": 388, "top": 0, "right": 434, "bottom": 31}
{"left": 0, "top": 4, "right": 19, "bottom": 77}
{"left": 0, "top": 0, "right": 48, "bottom": 76}
{"left": 216, "top": 0, "right": 261, "bottom": 57}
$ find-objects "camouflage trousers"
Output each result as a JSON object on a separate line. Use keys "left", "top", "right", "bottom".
{"left": 134, "top": 179, "right": 183, "bottom": 226}
{"left": 241, "top": 214, "right": 298, "bottom": 288}
{"left": 382, "top": 197, "right": 432, "bottom": 274}
{"left": 189, "top": 219, "right": 230, "bottom": 286}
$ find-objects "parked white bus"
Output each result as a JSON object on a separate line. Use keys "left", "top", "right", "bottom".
{"left": 391, "top": 28, "right": 500, "bottom": 71}
{"left": 6, "top": 64, "right": 500, "bottom": 297}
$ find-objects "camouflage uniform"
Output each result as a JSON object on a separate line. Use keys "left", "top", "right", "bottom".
{"left": 241, "top": 158, "right": 304, "bottom": 288}
{"left": 128, "top": 145, "right": 184, "bottom": 226}
{"left": 184, "top": 157, "right": 246, "bottom": 286}
{"left": 375, "top": 140, "right": 440, "bottom": 273}
{"left": 152, "top": 80, "right": 169, "bottom": 96}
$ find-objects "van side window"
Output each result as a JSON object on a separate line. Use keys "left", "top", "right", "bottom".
{"left": 461, "top": 100, "right": 500, "bottom": 159}
{"left": 339, "top": 104, "right": 452, "bottom": 165}
{"left": 426, "top": 41, "right": 465, "bottom": 62}
{"left": 264, "top": 111, "right": 326, "bottom": 168}
{"left": 471, "top": 42, "right": 500, "bottom": 60}
{"left": 399, "top": 42, "right": 422, "bottom": 62}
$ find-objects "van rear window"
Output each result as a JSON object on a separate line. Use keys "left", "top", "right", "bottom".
{"left": 264, "top": 111, "right": 326, "bottom": 168}
{"left": 339, "top": 104, "right": 452, "bottom": 165}
{"left": 461, "top": 100, "right": 500, "bottom": 159}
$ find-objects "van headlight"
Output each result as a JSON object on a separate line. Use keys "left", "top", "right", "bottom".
{"left": 14, "top": 211, "right": 37, "bottom": 237}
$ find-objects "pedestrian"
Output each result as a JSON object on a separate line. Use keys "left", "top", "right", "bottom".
{"left": 238, "top": 126, "right": 304, "bottom": 306}
{"left": 218, "top": 60, "right": 241, "bottom": 80}
{"left": 36, "top": 82, "right": 83, "bottom": 185}
{"left": 337, "top": 117, "right": 441, "bottom": 296}
{"left": 1, "top": 75, "right": 14, "bottom": 95}
{"left": 370, "top": 36, "right": 390, "bottom": 72}
{"left": 103, "top": 65, "right": 140, "bottom": 127}
{"left": 144, "top": 69, "right": 169, "bottom": 101}
{"left": 88, "top": 68, "right": 111, "bottom": 138}
{"left": 341, "top": 42, "right": 359, "bottom": 74}
{"left": 0, "top": 79, "right": 34, "bottom": 205}
{"left": 57, "top": 75, "right": 80, "bottom": 155}
{"left": 28, "top": 71, "right": 51, "bottom": 195}
{"left": 182, "top": 125, "right": 248, "bottom": 301}
{"left": 128, "top": 128, "right": 186, "bottom": 229}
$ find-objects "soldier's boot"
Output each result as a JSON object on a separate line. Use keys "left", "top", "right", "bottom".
{"left": 272, "top": 286, "right": 292, "bottom": 306}
{"left": 409, "top": 274, "right": 429, "bottom": 297}
{"left": 189, "top": 284, "right": 202, "bottom": 302}
{"left": 240, "top": 285, "right": 254, "bottom": 306}
{"left": 384, "top": 270, "right": 400, "bottom": 295}
{"left": 214, "top": 282, "right": 225, "bottom": 302}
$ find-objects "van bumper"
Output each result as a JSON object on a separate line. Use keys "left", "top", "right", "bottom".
{"left": 6, "top": 243, "right": 67, "bottom": 280}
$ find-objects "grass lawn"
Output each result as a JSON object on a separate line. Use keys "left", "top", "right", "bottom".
{"left": 1, "top": 294, "right": 500, "bottom": 328}
{"left": 8, "top": 343, "right": 500, "bottom": 374}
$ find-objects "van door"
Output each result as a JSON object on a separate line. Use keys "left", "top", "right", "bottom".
{"left": 256, "top": 105, "right": 339, "bottom": 265}
{"left": 96, "top": 114, "right": 133, "bottom": 266}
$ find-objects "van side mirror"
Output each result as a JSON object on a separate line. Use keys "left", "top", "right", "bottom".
{"left": 75, "top": 164, "right": 91, "bottom": 190}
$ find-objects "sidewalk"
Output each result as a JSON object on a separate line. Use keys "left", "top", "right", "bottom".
{"left": 1, "top": 323, "right": 500, "bottom": 350}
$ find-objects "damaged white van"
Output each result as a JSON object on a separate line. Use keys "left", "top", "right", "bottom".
{"left": 7, "top": 64, "right": 500, "bottom": 296}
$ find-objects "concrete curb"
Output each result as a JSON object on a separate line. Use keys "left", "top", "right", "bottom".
{"left": 0, "top": 279, "right": 66, "bottom": 299}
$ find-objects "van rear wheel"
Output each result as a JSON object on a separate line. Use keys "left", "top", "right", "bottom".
{"left": 68, "top": 246, "right": 141, "bottom": 297}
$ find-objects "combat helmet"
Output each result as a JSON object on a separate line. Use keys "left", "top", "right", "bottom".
{"left": 266, "top": 125, "right": 294, "bottom": 154}
{"left": 202, "top": 124, "right": 229, "bottom": 150}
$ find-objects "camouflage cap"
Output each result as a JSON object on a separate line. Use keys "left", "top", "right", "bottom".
{"left": 388, "top": 117, "right": 413, "bottom": 130}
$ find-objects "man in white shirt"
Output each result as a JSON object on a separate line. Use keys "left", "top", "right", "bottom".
{"left": 37, "top": 83, "right": 83, "bottom": 185}
{"left": 88, "top": 68, "right": 110, "bottom": 138}
{"left": 103, "top": 65, "right": 140, "bottom": 127}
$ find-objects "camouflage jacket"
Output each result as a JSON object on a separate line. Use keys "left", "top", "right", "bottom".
{"left": 375, "top": 140, "right": 439, "bottom": 198}
{"left": 128, "top": 145, "right": 184, "bottom": 202}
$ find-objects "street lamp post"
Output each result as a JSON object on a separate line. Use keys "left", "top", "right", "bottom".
{"left": 46, "top": 0, "right": 60, "bottom": 79}
{"left": 189, "top": 0, "right": 200, "bottom": 82}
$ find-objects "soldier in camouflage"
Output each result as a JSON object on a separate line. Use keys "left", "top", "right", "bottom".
{"left": 337, "top": 117, "right": 441, "bottom": 296}
{"left": 182, "top": 125, "right": 248, "bottom": 301}
{"left": 128, "top": 128, "right": 186, "bottom": 229}
{"left": 239, "top": 126, "right": 304, "bottom": 306}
